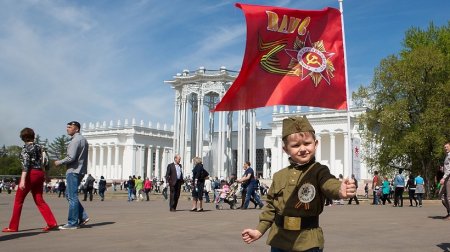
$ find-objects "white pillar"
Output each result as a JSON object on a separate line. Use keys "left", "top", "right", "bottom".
{"left": 140, "top": 145, "right": 145, "bottom": 178}
{"left": 249, "top": 109, "right": 256, "bottom": 168}
{"left": 107, "top": 145, "right": 112, "bottom": 179}
{"left": 263, "top": 148, "right": 268, "bottom": 179}
{"left": 92, "top": 145, "right": 97, "bottom": 176}
{"left": 99, "top": 145, "right": 104, "bottom": 178}
{"left": 147, "top": 145, "right": 153, "bottom": 179}
{"left": 330, "top": 133, "right": 336, "bottom": 176}
{"left": 114, "top": 145, "right": 120, "bottom": 180}
{"left": 155, "top": 146, "right": 160, "bottom": 179}
{"left": 316, "top": 134, "right": 322, "bottom": 161}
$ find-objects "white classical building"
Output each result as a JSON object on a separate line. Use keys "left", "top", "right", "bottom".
{"left": 82, "top": 67, "right": 370, "bottom": 182}
{"left": 82, "top": 119, "right": 173, "bottom": 181}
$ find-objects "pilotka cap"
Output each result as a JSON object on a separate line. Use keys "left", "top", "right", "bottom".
{"left": 282, "top": 116, "right": 315, "bottom": 139}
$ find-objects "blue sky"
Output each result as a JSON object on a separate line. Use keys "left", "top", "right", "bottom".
{"left": 0, "top": 0, "right": 449, "bottom": 146}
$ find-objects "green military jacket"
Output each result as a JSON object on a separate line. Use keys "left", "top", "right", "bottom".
{"left": 256, "top": 160, "right": 341, "bottom": 251}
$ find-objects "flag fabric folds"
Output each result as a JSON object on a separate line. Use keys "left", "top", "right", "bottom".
{"left": 214, "top": 3, "right": 347, "bottom": 111}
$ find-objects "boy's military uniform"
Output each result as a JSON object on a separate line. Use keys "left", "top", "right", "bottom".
{"left": 255, "top": 116, "right": 342, "bottom": 251}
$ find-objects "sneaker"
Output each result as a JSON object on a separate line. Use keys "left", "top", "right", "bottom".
{"left": 80, "top": 218, "right": 90, "bottom": 226}
{"left": 59, "top": 224, "right": 78, "bottom": 230}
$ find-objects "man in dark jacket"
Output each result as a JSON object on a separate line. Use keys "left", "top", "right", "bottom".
{"left": 165, "top": 154, "right": 183, "bottom": 212}
{"left": 83, "top": 174, "right": 95, "bottom": 201}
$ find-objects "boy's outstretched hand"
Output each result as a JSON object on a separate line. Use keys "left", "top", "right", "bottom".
{"left": 242, "top": 229, "right": 262, "bottom": 244}
{"left": 339, "top": 178, "right": 356, "bottom": 199}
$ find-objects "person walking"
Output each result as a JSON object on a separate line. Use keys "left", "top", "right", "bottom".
{"left": 393, "top": 169, "right": 406, "bottom": 207}
{"left": 406, "top": 174, "right": 418, "bottom": 207}
{"left": 127, "top": 176, "right": 135, "bottom": 202}
{"left": 237, "top": 161, "right": 264, "bottom": 210}
{"left": 54, "top": 121, "right": 89, "bottom": 230}
{"left": 415, "top": 174, "right": 425, "bottom": 207}
{"left": 347, "top": 174, "right": 359, "bottom": 205}
{"left": 58, "top": 179, "right": 66, "bottom": 198}
{"left": 83, "top": 174, "right": 95, "bottom": 201}
{"left": 165, "top": 154, "right": 184, "bottom": 212}
{"left": 441, "top": 141, "right": 450, "bottom": 220}
{"left": 204, "top": 176, "right": 212, "bottom": 203}
{"left": 372, "top": 171, "right": 381, "bottom": 205}
{"left": 381, "top": 176, "right": 392, "bottom": 205}
{"left": 144, "top": 177, "right": 152, "bottom": 201}
{"left": 135, "top": 176, "right": 144, "bottom": 201}
{"left": 2, "top": 128, "right": 58, "bottom": 233}
{"left": 98, "top": 176, "right": 107, "bottom": 201}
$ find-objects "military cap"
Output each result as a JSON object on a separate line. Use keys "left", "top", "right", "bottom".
{"left": 282, "top": 116, "right": 315, "bottom": 139}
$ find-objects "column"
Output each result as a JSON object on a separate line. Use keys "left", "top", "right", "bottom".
{"left": 316, "top": 134, "right": 322, "bottom": 161}
{"left": 343, "top": 132, "right": 349, "bottom": 177}
{"left": 147, "top": 145, "right": 153, "bottom": 179}
{"left": 107, "top": 145, "right": 112, "bottom": 179}
{"left": 263, "top": 149, "right": 268, "bottom": 179}
{"left": 91, "top": 145, "right": 97, "bottom": 176}
{"left": 173, "top": 93, "right": 180, "bottom": 153}
{"left": 249, "top": 109, "right": 256, "bottom": 167}
{"left": 330, "top": 133, "right": 336, "bottom": 176}
{"left": 155, "top": 146, "right": 160, "bottom": 179}
{"left": 114, "top": 145, "right": 120, "bottom": 180}
{"left": 140, "top": 145, "right": 145, "bottom": 178}
{"left": 99, "top": 145, "right": 104, "bottom": 178}
{"left": 196, "top": 95, "right": 204, "bottom": 157}
{"left": 217, "top": 110, "right": 224, "bottom": 178}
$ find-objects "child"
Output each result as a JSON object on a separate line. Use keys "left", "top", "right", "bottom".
{"left": 241, "top": 116, "right": 356, "bottom": 251}
{"left": 215, "top": 180, "right": 230, "bottom": 209}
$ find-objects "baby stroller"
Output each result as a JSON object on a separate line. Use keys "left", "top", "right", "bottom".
{"left": 215, "top": 182, "right": 239, "bottom": 210}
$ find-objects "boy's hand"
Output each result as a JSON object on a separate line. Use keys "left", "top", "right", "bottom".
{"left": 242, "top": 229, "right": 262, "bottom": 244}
{"left": 339, "top": 178, "right": 356, "bottom": 199}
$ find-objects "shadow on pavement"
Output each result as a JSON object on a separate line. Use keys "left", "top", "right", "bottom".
{"left": 0, "top": 231, "right": 41, "bottom": 241}
{"left": 436, "top": 243, "right": 450, "bottom": 252}
{"left": 80, "top": 221, "right": 115, "bottom": 229}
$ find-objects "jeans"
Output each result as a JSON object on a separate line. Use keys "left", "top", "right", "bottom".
{"left": 373, "top": 191, "right": 379, "bottom": 205}
{"left": 127, "top": 187, "right": 133, "bottom": 201}
{"left": 66, "top": 173, "right": 88, "bottom": 226}
{"left": 271, "top": 247, "right": 323, "bottom": 252}
{"left": 244, "top": 185, "right": 263, "bottom": 209}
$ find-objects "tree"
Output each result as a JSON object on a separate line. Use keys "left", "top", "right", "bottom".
{"left": 46, "top": 135, "right": 71, "bottom": 177}
{"left": 353, "top": 22, "right": 450, "bottom": 198}
{"left": 47, "top": 135, "right": 70, "bottom": 160}
{"left": 0, "top": 145, "right": 22, "bottom": 175}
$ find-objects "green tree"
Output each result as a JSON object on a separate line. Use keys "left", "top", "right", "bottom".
{"left": 0, "top": 145, "right": 22, "bottom": 175}
{"left": 353, "top": 22, "right": 450, "bottom": 198}
{"left": 48, "top": 135, "right": 70, "bottom": 160}
{"left": 46, "top": 135, "right": 70, "bottom": 177}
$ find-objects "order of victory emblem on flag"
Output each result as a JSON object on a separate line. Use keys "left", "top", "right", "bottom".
{"left": 214, "top": 3, "right": 347, "bottom": 111}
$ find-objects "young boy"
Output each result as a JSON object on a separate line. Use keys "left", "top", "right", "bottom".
{"left": 241, "top": 116, "right": 356, "bottom": 252}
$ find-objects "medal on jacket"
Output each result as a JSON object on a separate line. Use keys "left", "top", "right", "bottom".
{"left": 295, "top": 183, "right": 316, "bottom": 210}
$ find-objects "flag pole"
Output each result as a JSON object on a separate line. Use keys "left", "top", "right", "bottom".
{"left": 338, "top": 0, "right": 353, "bottom": 179}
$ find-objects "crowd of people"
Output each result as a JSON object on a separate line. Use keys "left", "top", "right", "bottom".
{"left": 1, "top": 119, "right": 449, "bottom": 252}
{"left": 370, "top": 169, "right": 427, "bottom": 207}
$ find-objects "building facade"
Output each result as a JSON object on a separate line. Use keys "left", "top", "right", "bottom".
{"left": 82, "top": 68, "right": 369, "bottom": 182}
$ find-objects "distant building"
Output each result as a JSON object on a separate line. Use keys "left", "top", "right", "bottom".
{"left": 83, "top": 67, "right": 370, "bottom": 182}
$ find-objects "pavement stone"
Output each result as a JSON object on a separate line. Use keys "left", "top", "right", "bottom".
{"left": 0, "top": 191, "right": 449, "bottom": 252}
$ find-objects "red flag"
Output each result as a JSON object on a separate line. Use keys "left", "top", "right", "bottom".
{"left": 214, "top": 3, "right": 347, "bottom": 111}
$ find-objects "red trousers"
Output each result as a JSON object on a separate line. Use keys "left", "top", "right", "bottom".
{"left": 7, "top": 169, "right": 57, "bottom": 230}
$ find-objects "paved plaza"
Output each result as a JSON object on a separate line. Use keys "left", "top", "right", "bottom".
{"left": 0, "top": 191, "right": 449, "bottom": 252}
